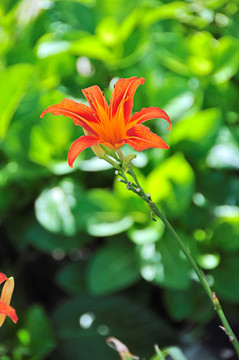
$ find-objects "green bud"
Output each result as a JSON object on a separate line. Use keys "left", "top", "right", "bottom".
{"left": 122, "top": 154, "right": 136, "bottom": 168}
{"left": 101, "top": 145, "right": 119, "bottom": 160}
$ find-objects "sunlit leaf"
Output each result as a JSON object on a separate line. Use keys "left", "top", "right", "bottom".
{"left": 170, "top": 108, "right": 222, "bottom": 154}
{"left": 35, "top": 178, "right": 97, "bottom": 236}
{"left": 142, "top": 2, "right": 190, "bottom": 26}
{"left": 147, "top": 153, "right": 195, "bottom": 218}
{"left": 138, "top": 232, "right": 191, "bottom": 290}
{"left": 0, "top": 64, "right": 34, "bottom": 139}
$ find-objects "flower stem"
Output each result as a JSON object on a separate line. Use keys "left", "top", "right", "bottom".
{"left": 148, "top": 202, "right": 239, "bottom": 356}
{"left": 115, "top": 154, "right": 239, "bottom": 357}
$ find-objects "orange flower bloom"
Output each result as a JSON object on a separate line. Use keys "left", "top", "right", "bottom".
{"left": 0, "top": 272, "right": 18, "bottom": 326}
{"left": 41, "top": 77, "right": 171, "bottom": 167}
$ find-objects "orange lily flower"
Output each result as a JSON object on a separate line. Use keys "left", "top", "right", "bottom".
{"left": 41, "top": 77, "right": 171, "bottom": 167}
{"left": 0, "top": 272, "right": 18, "bottom": 326}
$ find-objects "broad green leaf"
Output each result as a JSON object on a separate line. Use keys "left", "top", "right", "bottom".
{"left": 211, "top": 211, "right": 239, "bottom": 252}
{"left": 23, "top": 305, "right": 56, "bottom": 359}
{"left": 35, "top": 178, "right": 97, "bottom": 236}
{"left": 56, "top": 262, "right": 86, "bottom": 295}
{"left": 53, "top": 296, "right": 173, "bottom": 359}
{"left": 154, "top": 33, "right": 191, "bottom": 77}
{"left": 212, "top": 36, "right": 239, "bottom": 83}
{"left": 0, "top": 64, "right": 34, "bottom": 138}
{"left": 128, "top": 220, "right": 165, "bottom": 245}
{"left": 170, "top": 108, "right": 222, "bottom": 152}
{"left": 87, "top": 216, "right": 133, "bottom": 237}
{"left": 30, "top": 90, "right": 76, "bottom": 167}
{"left": 25, "top": 221, "right": 90, "bottom": 253}
{"left": 165, "top": 347, "right": 188, "bottom": 360}
{"left": 207, "top": 127, "right": 239, "bottom": 169}
{"left": 88, "top": 188, "right": 123, "bottom": 213}
{"left": 138, "top": 232, "right": 191, "bottom": 290}
{"left": 212, "top": 256, "right": 239, "bottom": 302}
{"left": 147, "top": 153, "right": 195, "bottom": 218}
{"left": 71, "top": 36, "right": 114, "bottom": 61}
{"left": 163, "top": 285, "right": 212, "bottom": 322}
{"left": 143, "top": 2, "right": 190, "bottom": 26}
{"left": 187, "top": 32, "right": 214, "bottom": 76}
{"left": 35, "top": 185, "right": 77, "bottom": 236}
{"left": 96, "top": 17, "right": 120, "bottom": 47}
{"left": 87, "top": 241, "right": 140, "bottom": 295}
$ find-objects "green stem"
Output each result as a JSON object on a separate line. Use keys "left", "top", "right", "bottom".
{"left": 114, "top": 152, "right": 239, "bottom": 357}
{"left": 149, "top": 202, "right": 239, "bottom": 356}
{"left": 154, "top": 345, "right": 166, "bottom": 360}
{"left": 149, "top": 201, "right": 212, "bottom": 301}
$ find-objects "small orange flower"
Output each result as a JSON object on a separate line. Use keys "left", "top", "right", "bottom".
{"left": 41, "top": 77, "right": 171, "bottom": 167}
{"left": 0, "top": 272, "right": 18, "bottom": 326}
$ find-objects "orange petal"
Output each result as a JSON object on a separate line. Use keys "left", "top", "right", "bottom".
{"left": 128, "top": 107, "right": 171, "bottom": 130}
{"left": 0, "top": 301, "right": 18, "bottom": 325}
{"left": 67, "top": 135, "right": 99, "bottom": 167}
{"left": 40, "top": 99, "right": 99, "bottom": 136}
{"left": 0, "top": 277, "right": 16, "bottom": 326}
{"left": 82, "top": 85, "right": 109, "bottom": 115}
{"left": 0, "top": 273, "right": 7, "bottom": 285}
{"left": 110, "top": 77, "right": 145, "bottom": 122}
{"left": 126, "top": 124, "right": 169, "bottom": 151}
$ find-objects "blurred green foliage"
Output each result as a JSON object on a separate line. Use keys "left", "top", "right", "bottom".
{"left": 0, "top": 0, "right": 239, "bottom": 359}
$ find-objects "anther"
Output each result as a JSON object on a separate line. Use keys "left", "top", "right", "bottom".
{"left": 146, "top": 193, "right": 152, "bottom": 201}
{"left": 117, "top": 178, "right": 122, "bottom": 182}
{"left": 136, "top": 188, "right": 140, "bottom": 193}
{"left": 115, "top": 170, "right": 119, "bottom": 175}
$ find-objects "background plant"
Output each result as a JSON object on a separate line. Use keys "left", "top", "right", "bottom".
{"left": 0, "top": 0, "right": 239, "bottom": 359}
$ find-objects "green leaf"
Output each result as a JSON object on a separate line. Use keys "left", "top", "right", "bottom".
{"left": 207, "top": 127, "right": 239, "bottom": 170}
{"left": 87, "top": 241, "right": 140, "bottom": 295}
{"left": 143, "top": 2, "right": 190, "bottom": 26}
{"left": 35, "top": 184, "right": 77, "bottom": 236}
{"left": 128, "top": 220, "right": 165, "bottom": 245}
{"left": 138, "top": 232, "right": 191, "bottom": 290}
{"left": 212, "top": 256, "right": 239, "bottom": 302}
{"left": 211, "top": 210, "right": 239, "bottom": 252}
{"left": 96, "top": 17, "right": 120, "bottom": 47}
{"left": 87, "top": 216, "right": 133, "bottom": 237}
{"left": 25, "top": 221, "right": 90, "bottom": 253}
{"left": 23, "top": 305, "right": 56, "bottom": 359}
{"left": 212, "top": 36, "right": 239, "bottom": 84}
{"left": 30, "top": 90, "right": 74, "bottom": 166}
{"left": 147, "top": 153, "right": 195, "bottom": 218}
{"left": 56, "top": 262, "right": 86, "bottom": 295}
{"left": 35, "top": 178, "right": 97, "bottom": 236}
{"left": 71, "top": 36, "right": 115, "bottom": 61}
{"left": 53, "top": 295, "right": 173, "bottom": 359}
{"left": 165, "top": 347, "right": 188, "bottom": 360}
{"left": 163, "top": 284, "right": 212, "bottom": 322}
{"left": 0, "top": 64, "right": 34, "bottom": 139}
{"left": 170, "top": 108, "right": 222, "bottom": 154}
